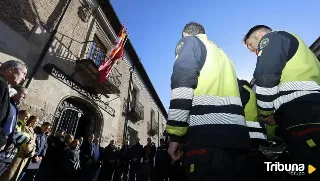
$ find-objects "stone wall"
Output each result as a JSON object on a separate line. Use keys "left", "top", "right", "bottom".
{"left": 0, "top": 0, "right": 166, "bottom": 147}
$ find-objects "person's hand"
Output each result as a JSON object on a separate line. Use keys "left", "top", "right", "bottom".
{"left": 259, "top": 115, "right": 276, "bottom": 125}
{"left": 168, "top": 142, "right": 182, "bottom": 161}
{"left": 33, "top": 156, "right": 40, "bottom": 163}
{"left": 0, "top": 145, "right": 5, "bottom": 151}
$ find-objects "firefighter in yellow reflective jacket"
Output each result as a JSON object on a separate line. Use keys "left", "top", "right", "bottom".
{"left": 166, "top": 22, "right": 250, "bottom": 180}
{"left": 16, "top": 110, "right": 30, "bottom": 133}
{"left": 14, "top": 110, "right": 30, "bottom": 147}
{"left": 237, "top": 79, "right": 270, "bottom": 181}
{"left": 243, "top": 25, "right": 320, "bottom": 177}
{"left": 247, "top": 79, "right": 285, "bottom": 143}
{"left": 265, "top": 124, "right": 285, "bottom": 142}
{"left": 16, "top": 118, "right": 25, "bottom": 133}
{"left": 13, "top": 131, "right": 31, "bottom": 147}
{"left": 238, "top": 79, "right": 267, "bottom": 148}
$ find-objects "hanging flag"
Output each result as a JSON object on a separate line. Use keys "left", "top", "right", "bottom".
{"left": 98, "top": 22, "right": 128, "bottom": 83}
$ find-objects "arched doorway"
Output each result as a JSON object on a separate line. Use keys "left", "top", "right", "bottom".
{"left": 52, "top": 96, "right": 102, "bottom": 138}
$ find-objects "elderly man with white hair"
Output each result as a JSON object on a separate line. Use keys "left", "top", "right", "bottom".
{"left": 0, "top": 60, "right": 27, "bottom": 150}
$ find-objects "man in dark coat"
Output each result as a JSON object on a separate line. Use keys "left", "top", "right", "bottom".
{"left": 115, "top": 141, "right": 130, "bottom": 181}
{"left": 35, "top": 129, "right": 65, "bottom": 181}
{"left": 3, "top": 86, "right": 28, "bottom": 148}
{"left": 80, "top": 133, "right": 96, "bottom": 181}
{"left": 155, "top": 139, "right": 171, "bottom": 181}
{"left": 0, "top": 60, "right": 27, "bottom": 150}
{"left": 142, "top": 137, "right": 156, "bottom": 181}
{"left": 129, "top": 138, "right": 144, "bottom": 181}
{"left": 0, "top": 86, "right": 28, "bottom": 175}
{"left": 92, "top": 138, "right": 103, "bottom": 181}
{"left": 99, "top": 140, "right": 119, "bottom": 181}
{"left": 59, "top": 139, "right": 81, "bottom": 181}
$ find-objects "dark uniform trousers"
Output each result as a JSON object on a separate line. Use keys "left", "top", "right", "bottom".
{"left": 236, "top": 149, "right": 269, "bottom": 181}
{"left": 275, "top": 99, "right": 320, "bottom": 181}
{"left": 183, "top": 144, "right": 238, "bottom": 181}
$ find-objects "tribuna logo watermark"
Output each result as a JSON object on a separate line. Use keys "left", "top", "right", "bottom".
{"left": 264, "top": 162, "right": 305, "bottom": 176}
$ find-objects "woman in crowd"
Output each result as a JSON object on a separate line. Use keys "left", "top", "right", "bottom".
{"left": 63, "top": 134, "right": 74, "bottom": 149}
{"left": 0, "top": 116, "right": 38, "bottom": 181}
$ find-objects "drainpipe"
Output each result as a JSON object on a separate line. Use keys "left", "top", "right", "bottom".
{"left": 157, "top": 111, "right": 160, "bottom": 147}
{"left": 150, "top": 112, "right": 152, "bottom": 137}
{"left": 25, "top": 0, "right": 72, "bottom": 88}
{"left": 123, "top": 64, "right": 134, "bottom": 144}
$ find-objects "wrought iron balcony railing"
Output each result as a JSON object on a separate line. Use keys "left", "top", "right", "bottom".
{"left": 147, "top": 118, "right": 158, "bottom": 136}
{"left": 152, "top": 124, "right": 159, "bottom": 135}
{"left": 123, "top": 98, "right": 144, "bottom": 122}
{"left": 131, "top": 98, "right": 144, "bottom": 118}
{"left": 86, "top": 41, "right": 106, "bottom": 67}
{"left": 152, "top": 123, "right": 159, "bottom": 134}
{"left": 79, "top": 41, "right": 122, "bottom": 92}
{"left": 147, "top": 122, "right": 151, "bottom": 131}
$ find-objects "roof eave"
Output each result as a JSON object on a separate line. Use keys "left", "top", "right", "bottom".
{"left": 98, "top": 0, "right": 168, "bottom": 119}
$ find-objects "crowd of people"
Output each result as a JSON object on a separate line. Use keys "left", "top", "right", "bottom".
{"left": 0, "top": 60, "right": 185, "bottom": 181}
{"left": 0, "top": 122, "right": 183, "bottom": 181}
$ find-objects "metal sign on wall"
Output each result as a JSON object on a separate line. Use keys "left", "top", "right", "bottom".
{"left": 43, "top": 63, "right": 115, "bottom": 116}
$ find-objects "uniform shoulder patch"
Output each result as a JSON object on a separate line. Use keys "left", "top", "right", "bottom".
{"left": 259, "top": 38, "right": 269, "bottom": 49}
{"left": 175, "top": 41, "right": 184, "bottom": 60}
{"left": 175, "top": 41, "right": 184, "bottom": 55}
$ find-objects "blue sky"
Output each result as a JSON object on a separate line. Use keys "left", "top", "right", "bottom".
{"left": 110, "top": 0, "right": 320, "bottom": 110}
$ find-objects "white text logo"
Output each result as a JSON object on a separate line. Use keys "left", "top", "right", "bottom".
{"left": 264, "top": 162, "right": 305, "bottom": 176}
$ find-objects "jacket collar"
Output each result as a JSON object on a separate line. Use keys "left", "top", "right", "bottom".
{"left": 195, "top": 34, "right": 208, "bottom": 40}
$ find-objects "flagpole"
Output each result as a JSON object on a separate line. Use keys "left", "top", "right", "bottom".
{"left": 103, "top": 21, "right": 131, "bottom": 145}
{"left": 121, "top": 32, "right": 132, "bottom": 145}
{"left": 123, "top": 61, "right": 134, "bottom": 145}
{"left": 99, "top": 22, "right": 127, "bottom": 82}
{"left": 105, "top": 34, "right": 128, "bottom": 79}
{"left": 157, "top": 111, "right": 160, "bottom": 147}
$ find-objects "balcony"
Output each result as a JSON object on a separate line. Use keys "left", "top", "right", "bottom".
{"left": 123, "top": 98, "right": 144, "bottom": 123}
{"left": 76, "top": 41, "right": 122, "bottom": 94}
{"left": 147, "top": 119, "right": 158, "bottom": 136}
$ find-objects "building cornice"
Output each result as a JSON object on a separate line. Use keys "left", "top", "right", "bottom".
{"left": 93, "top": 0, "right": 168, "bottom": 119}
{"left": 310, "top": 36, "right": 320, "bottom": 51}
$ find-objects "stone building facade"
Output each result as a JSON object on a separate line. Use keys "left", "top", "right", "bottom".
{"left": 0, "top": 0, "right": 167, "bottom": 147}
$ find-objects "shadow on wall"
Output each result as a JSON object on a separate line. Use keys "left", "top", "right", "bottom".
{"left": 34, "top": 0, "right": 96, "bottom": 81}
{"left": 0, "top": 0, "right": 37, "bottom": 39}
{"left": 0, "top": 0, "right": 68, "bottom": 39}
{"left": 0, "top": 0, "right": 95, "bottom": 82}
{"left": 33, "top": 33, "right": 83, "bottom": 81}
{"left": 34, "top": 15, "right": 96, "bottom": 81}
{"left": 0, "top": 0, "right": 69, "bottom": 77}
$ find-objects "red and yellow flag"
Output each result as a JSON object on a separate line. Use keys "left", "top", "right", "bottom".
{"left": 98, "top": 22, "right": 127, "bottom": 83}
